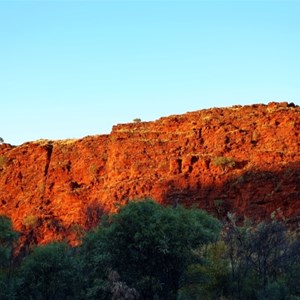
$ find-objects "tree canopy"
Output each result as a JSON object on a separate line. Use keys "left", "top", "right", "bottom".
{"left": 0, "top": 200, "right": 300, "bottom": 299}
{"left": 16, "top": 242, "right": 77, "bottom": 300}
{"left": 81, "top": 199, "right": 221, "bottom": 299}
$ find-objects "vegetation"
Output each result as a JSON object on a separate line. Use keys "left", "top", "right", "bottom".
{"left": 0, "top": 155, "right": 8, "bottom": 170}
{"left": 80, "top": 200, "right": 220, "bottom": 299}
{"left": 22, "top": 214, "right": 39, "bottom": 229}
{"left": 0, "top": 216, "right": 19, "bottom": 299}
{"left": 0, "top": 200, "right": 300, "bottom": 299}
{"left": 133, "top": 118, "right": 142, "bottom": 123}
{"left": 213, "top": 156, "right": 236, "bottom": 170}
{"left": 16, "top": 242, "right": 77, "bottom": 300}
{"left": 224, "top": 214, "right": 300, "bottom": 299}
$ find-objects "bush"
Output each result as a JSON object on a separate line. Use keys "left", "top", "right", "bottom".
{"left": 0, "top": 156, "right": 8, "bottom": 170}
{"left": 213, "top": 156, "right": 235, "bottom": 170}
{"left": 224, "top": 217, "right": 300, "bottom": 299}
{"left": 22, "top": 214, "right": 39, "bottom": 229}
{"left": 16, "top": 242, "right": 78, "bottom": 300}
{"left": 0, "top": 216, "right": 19, "bottom": 299}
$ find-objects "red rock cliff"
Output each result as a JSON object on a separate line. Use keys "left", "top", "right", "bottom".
{"left": 0, "top": 102, "right": 299, "bottom": 247}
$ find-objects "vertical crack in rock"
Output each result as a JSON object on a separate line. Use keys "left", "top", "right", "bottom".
{"left": 44, "top": 143, "right": 53, "bottom": 178}
{"left": 41, "top": 143, "right": 54, "bottom": 200}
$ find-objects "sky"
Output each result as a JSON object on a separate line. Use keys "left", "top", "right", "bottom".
{"left": 0, "top": 0, "right": 299, "bottom": 146}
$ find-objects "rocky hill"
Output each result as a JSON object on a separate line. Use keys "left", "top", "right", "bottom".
{"left": 0, "top": 102, "right": 299, "bottom": 248}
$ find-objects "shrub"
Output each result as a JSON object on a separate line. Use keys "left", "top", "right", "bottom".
{"left": 223, "top": 217, "right": 300, "bottom": 299}
{"left": 213, "top": 156, "right": 235, "bottom": 170}
{"left": 22, "top": 215, "right": 39, "bottom": 229}
{"left": 0, "top": 216, "right": 19, "bottom": 299}
{"left": 0, "top": 156, "right": 8, "bottom": 170}
{"left": 16, "top": 242, "right": 77, "bottom": 300}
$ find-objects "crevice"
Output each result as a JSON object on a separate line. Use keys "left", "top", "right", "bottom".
{"left": 176, "top": 159, "right": 182, "bottom": 174}
{"left": 41, "top": 143, "right": 53, "bottom": 200}
{"left": 44, "top": 143, "right": 53, "bottom": 177}
{"left": 70, "top": 181, "right": 84, "bottom": 190}
{"left": 191, "top": 155, "right": 199, "bottom": 164}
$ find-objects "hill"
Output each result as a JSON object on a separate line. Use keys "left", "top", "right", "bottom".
{"left": 0, "top": 101, "right": 299, "bottom": 247}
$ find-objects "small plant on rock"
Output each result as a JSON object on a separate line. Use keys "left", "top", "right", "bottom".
{"left": 213, "top": 156, "right": 235, "bottom": 171}
{"left": 23, "top": 214, "right": 39, "bottom": 229}
{"left": 0, "top": 155, "right": 8, "bottom": 170}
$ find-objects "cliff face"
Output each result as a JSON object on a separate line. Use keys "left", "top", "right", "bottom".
{"left": 0, "top": 102, "right": 299, "bottom": 247}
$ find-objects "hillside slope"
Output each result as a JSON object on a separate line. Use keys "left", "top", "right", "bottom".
{"left": 0, "top": 102, "right": 299, "bottom": 247}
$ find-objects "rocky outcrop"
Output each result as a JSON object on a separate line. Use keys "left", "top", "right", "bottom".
{"left": 0, "top": 102, "right": 299, "bottom": 247}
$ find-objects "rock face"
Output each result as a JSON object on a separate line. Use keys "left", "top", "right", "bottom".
{"left": 0, "top": 102, "right": 299, "bottom": 247}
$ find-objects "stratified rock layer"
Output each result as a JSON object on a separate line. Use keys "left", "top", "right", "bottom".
{"left": 0, "top": 102, "right": 299, "bottom": 246}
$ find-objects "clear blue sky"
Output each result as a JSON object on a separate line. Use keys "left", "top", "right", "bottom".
{"left": 1, "top": 1, "right": 299, "bottom": 145}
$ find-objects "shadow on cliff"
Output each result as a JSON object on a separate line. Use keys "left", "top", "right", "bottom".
{"left": 162, "top": 161, "right": 300, "bottom": 226}
{"left": 17, "top": 200, "right": 108, "bottom": 257}
{"left": 14, "top": 162, "right": 300, "bottom": 256}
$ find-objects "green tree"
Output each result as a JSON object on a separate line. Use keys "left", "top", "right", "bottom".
{"left": 178, "top": 241, "right": 229, "bottom": 300}
{"left": 0, "top": 215, "right": 18, "bottom": 299}
{"left": 16, "top": 242, "right": 78, "bottom": 300}
{"left": 224, "top": 216, "right": 300, "bottom": 299}
{"left": 81, "top": 199, "right": 221, "bottom": 299}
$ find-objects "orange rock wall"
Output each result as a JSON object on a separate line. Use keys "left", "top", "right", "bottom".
{"left": 0, "top": 102, "right": 299, "bottom": 246}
